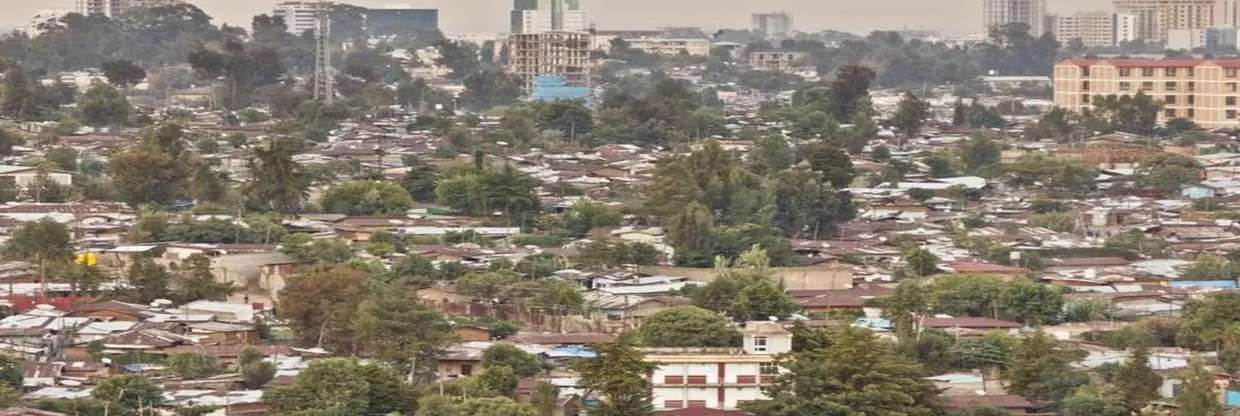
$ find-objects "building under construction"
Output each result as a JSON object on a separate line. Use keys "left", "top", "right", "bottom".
{"left": 508, "top": 31, "right": 591, "bottom": 94}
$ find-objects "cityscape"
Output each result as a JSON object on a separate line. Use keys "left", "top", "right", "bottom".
{"left": 4, "top": 0, "right": 1240, "bottom": 416}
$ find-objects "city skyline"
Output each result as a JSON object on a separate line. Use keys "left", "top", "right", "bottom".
{"left": 5, "top": 0, "right": 1113, "bottom": 35}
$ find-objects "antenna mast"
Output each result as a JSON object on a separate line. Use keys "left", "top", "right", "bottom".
{"left": 313, "top": 0, "right": 335, "bottom": 104}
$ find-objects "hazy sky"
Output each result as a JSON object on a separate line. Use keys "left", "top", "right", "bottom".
{"left": 3, "top": 0, "right": 1114, "bottom": 35}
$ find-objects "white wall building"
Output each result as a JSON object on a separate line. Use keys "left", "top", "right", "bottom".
{"left": 1051, "top": 11, "right": 1139, "bottom": 47}
{"left": 645, "top": 322, "right": 791, "bottom": 411}
{"left": 751, "top": 12, "right": 793, "bottom": 38}
{"left": 273, "top": 1, "right": 326, "bottom": 34}
{"left": 983, "top": 0, "right": 1047, "bottom": 34}
{"left": 511, "top": 0, "right": 586, "bottom": 34}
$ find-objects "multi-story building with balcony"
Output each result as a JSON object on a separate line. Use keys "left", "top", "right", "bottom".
{"left": 1113, "top": 0, "right": 1216, "bottom": 42}
{"left": 645, "top": 321, "right": 790, "bottom": 411}
{"left": 1053, "top": 58, "right": 1240, "bottom": 128}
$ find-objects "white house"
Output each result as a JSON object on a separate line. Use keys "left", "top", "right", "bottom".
{"left": 0, "top": 166, "right": 72, "bottom": 188}
{"left": 644, "top": 321, "right": 791, "bottom": 411}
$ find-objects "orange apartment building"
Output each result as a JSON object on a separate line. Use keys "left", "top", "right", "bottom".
{"left": 1053, "top": 58, "right": 1240, "bottom": 128}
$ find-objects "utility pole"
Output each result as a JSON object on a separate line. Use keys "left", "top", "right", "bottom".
{"left": 313, "top": 0, "right": 335, "bottom": 104}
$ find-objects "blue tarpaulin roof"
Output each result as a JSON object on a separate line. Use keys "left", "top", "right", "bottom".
{"left": 1169, "top": 280, "right": 1238, "bottom": 289}
{"left": 545, "top": 345, "right": 596, "bottom": 358}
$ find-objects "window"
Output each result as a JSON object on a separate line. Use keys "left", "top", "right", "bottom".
{"left": 686, "top": 375, "right": 707, "bottom": 384}
{"left": 1082, "top": 81, "right": 1090, "bottom": 91}
{"left": 1082, "top": 94, "right": 1090, "bottom": 104}
{"left": 1188, "top": 95, "right": 1196, "bottom": 105}
{"left": 1142, "top": 81, "right": 1154, "bottom": 90}
{"left": 1228, "top": 68, "right": 1238, "bottom": 77}
{"left": 1228, "top": 96, "right": 1237, "bottom": 106}
{"left": 1119, "top": 81, "right": 1131, "bottom": 91}
{"left": 737, "top": 375, "right": 757, "bottom": 384}
{"left": 664, "top": 400, "right": 684, "bottom": 409}
{"left": 664, "top": 375, "right": 684, "bottom": 384}
{"left": 1188, "top": 82, "right": 1196, "bottom": 92}
{"left": 1188, "top": 68, "right": 1196, "bottom": 77}
{"left": 461, "top": 364, "right": 473, "bottom": 376}
{"left": 1119, "top": 67, "right": 1132, "bottom": 77}
{"left": 1165, "top": 95, "right": 1177, "bottom": 104}
{"left": 1167, "top": 67, "right": 1178, "bottom": 76}
{"left": 760, "top": 363, "right": 780, "bottom": 375}
{"left": 1228, "top": 110, "right": 1237, "bottom": 119}
{"left": 1188, "top": 109, "right": 1195, "bottom": 118}
{"left": 753, "top": 336, "right": 768, "bottom": 353}
{"left": 1142, "top": 67, "right": 1155, "bottom": 76}
{"left": 1166, "top": 109, "right": 1177, "bottom": 118}
{"left": 1165, "top": 81, "right": 1177, "bottom": 91}
{"left": 687, "top": 400, "right": 707, "bottom": 408}
{"left": 1229, "top": 82, "right": 1240, "bottom": 92}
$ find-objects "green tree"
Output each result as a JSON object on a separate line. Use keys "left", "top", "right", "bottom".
{"left": 100, "top": 60, "right": 147, "bottom": 89}
{"left": 636, "top": 306, "right": 741, "bottom": 347}
{"left": 767, "top": 166, "right": 856, "bottom": 239}
{"left": 1137, "top": 153, "right": 1203, "bottom": 193}
{"left": 320, "top": 180, "right": 414, "bottom": 215}
{"left": 165, "top": 353, "right": 222, "bottom": 379}
{"left": 742, "top": 325, "right": 941, "bottom": 416}
{"left": 264, "top": 358, "right": 414, "bottom": 416}
{"left": 120, "top": 257, "right": 172, "bottom": 304}
{"left": 92, "top": 375, "right": 163, "bottom": 415}
{"left": 826, "top": 65, "right": 877, "bottom": 121}
{"left": 1177, "top": 357, "right": 1224, "bottom": 416}
{"left": 960, "top": 135, "right": 1001, "bottom": 172}
{"left": 0, "top": 356, "right": 23, "bottom": 390}
{"left": 1007, "top": 331, "right": 1086, "bottom": 403}
{"left": 78, "top": 84, "right": 131, "bottom": 126}
{"left": 891, "top": 92, "right": 930, "bottom": 139}
{"left": 107, "top": 146, "right": 189, "bottom": 207}
{"left": 277, "top": 266, "right": 369, "bottom": 350}
{"left": 5, "top": 218, "right": 73, "bottom": 294}
{"left": 353, "top": 283, "right": 457, "bottom": 381}
{"left": 246, "top": 138, "right": 309, "bottom": 213}
{"left": 1111, "top": 344, "right": 1162, "bottom": 414}
{"left": 400, "top": 155, "right": 438, "bottom": 202}
{"left": 1001, "top": 281, "right": 1064, "bottom": 326}
{"left": 482, "top": 343, "right": 542, "bottom": 378}
{"left": 238, "top": 348, "right": 276, "bottom": 388}
{"left": 170, "top": 254, "right": 238, "bottom": 303}
{"left": 903, "top": 247, "right": 940, "bottom": 277}
{"left": 571, "top": 336, "right": 657, "bottom": 416}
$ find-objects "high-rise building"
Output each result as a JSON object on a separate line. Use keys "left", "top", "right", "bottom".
{"left": 274, "top": 1, "right": 327, "bottom": 34}
{"left": 77, "top": 0, "right": 180, "bottom": 18}
{"left": 1113, "top": 0, "right": 1216, "bottom": 42}
{"left": 1221, "top": 0, "right": 1240, "bottom": 27}
{"left": 509, "top": 31, "right": 591, "bottom": 93}
{"left": 511, "top": 0, "right": 586, "bottom": 34}
{"left": 983, "top": 0, "right": 1047, "bottom": 34}
{"left": 751, "top": 12, "right": 793, "bottom": 37}
{"left": 1050, "top": 12, "right": 1139, "bottom": 47}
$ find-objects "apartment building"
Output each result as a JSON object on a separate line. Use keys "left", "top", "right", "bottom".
{"left": 983, "top": 0, "right": 1047, "bottom": 34}
{"left": 752, "top": 12, "right": 793, "bottom": 38}
{"left": 77, "top": 0, "right": 180, "bottom": 18}
{"left": 1050, "top": 11, "right": 1138, "bottom": 47}
{"left": 509, "top": 31, "right": 591, "bottom": 93}
{"left": 646, "top": 322, "right": 790, "bottom": 411}
{"left": 748, "top": 51, "right": 808, "bottom": 71}
{"left": 624, "top": 38, "right": 712, "bottom": 56}
{"left": 273, "top": 1, "right": 326, "bottom": 34}
{"left": 1053, "top": 58, "right": 1240, "bottom": 128}
{"left": 1113, "top": 0, "right": 1216, "bottom": 42}
{"left": 511, "top": 0, "right": 586, "bottom": 34}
